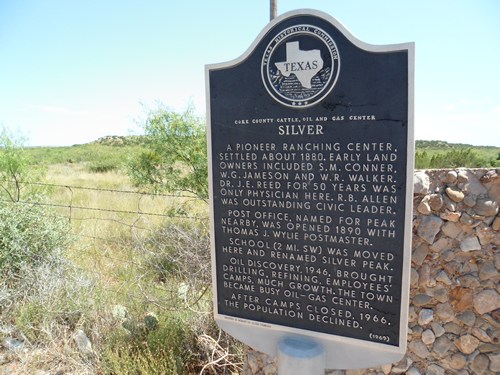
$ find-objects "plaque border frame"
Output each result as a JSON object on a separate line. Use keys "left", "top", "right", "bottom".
{"left": 206, "top": 9, "right": 415, "bottom": 369}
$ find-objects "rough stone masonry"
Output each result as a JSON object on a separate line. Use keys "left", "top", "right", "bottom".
{"left": 245, "top": 168, "right": 499, "bottom": 375}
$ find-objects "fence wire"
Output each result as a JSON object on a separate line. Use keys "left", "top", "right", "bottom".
{"left": 0, "top": 180, "right": 207, "bottom": 267}
{"left": 0, "top": 180, "right": 204, "bottom": 219}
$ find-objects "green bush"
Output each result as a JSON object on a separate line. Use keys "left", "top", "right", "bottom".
{"left": 0, "top": 127, "right": 46, "bottom": 202}
{"left": 0, "top": 200, "right": 100, "bottom": 360}
{"left": 86, "top": 160, "right": 120, "bottom": 173}
{"left": 414, "top": 151, "right": 430, "bottom": 169}
{"left": 101, "top": 314, "right": 194, "bottom": 374}
{"left": 415, "top": 148, "right": 491, "bottom": 169}
{"left": 138, "top": 221, "right": 211, "bottom": 297}
{"left": 0, "top": 201, "right": 72, "bottom": 275}
{"left": 128, "top": 105, "right": 208, "bottom": 200}
{"left": 430, "top": 149, "right": 487, "bottom": 168}
{"left": 1, "top": 256, "right": 98, "bottom": 347}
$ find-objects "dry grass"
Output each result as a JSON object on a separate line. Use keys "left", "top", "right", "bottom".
{"left": 1, "top": 159, "right": 243, "bottom": 374}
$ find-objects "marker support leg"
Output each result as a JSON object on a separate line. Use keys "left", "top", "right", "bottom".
{"left": 277, "top": 336, "right": 325, "bottom": 375}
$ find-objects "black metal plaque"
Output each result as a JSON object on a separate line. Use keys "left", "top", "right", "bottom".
{"left": 207, "top": 9, "right": 413, "bottom": 365}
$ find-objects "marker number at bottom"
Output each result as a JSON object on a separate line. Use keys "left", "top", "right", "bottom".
{"left": 369, "top": 333, "right": 390, "bottom": 343}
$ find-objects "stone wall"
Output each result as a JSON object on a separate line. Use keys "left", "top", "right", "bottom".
{"left": 245, "top": 168, "right": 499, "bottom": 375}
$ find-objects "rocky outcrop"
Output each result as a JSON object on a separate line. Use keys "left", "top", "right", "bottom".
{"left": 92, "top": 135, "right": 145, "bottom": 146}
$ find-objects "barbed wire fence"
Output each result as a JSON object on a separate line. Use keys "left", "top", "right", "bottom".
{"left": 1, "top": 180, "right": 203, "bottom": 216}
{"left": 0, "top": 179, "right": 208, "bottom": 277}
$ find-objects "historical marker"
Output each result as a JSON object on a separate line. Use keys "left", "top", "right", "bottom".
{"left": 206, "top": 9, "right": 414, "bottom": 369}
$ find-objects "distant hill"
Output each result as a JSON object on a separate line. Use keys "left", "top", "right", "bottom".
{"left": 26, "top": 136, "right": 499, "bottom": 169}
{"left": 92, "top": 135, "right": 146, "bottom": 146}
{"left": 416, "top": 140, "right": 500, "bottom": 151}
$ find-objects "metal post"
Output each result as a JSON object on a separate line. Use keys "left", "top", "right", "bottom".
{"left": 277, "top": 336, "right": 325, "bottom": 375}
{"left": 270, "top": 0, "right": 277, "bottom": 21}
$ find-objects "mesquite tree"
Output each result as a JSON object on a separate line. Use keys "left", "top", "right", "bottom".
{"left": 0, "top": 128, "right": 45, "bottom": 202}
{"left": 128, "top": 105, "right": 208, "bottom": 201}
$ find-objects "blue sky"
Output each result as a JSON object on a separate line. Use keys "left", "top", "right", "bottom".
{"left": 1, "top": 0, "right": 499, "bottom": 146}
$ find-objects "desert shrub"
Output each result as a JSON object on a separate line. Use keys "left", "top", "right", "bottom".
{"left": 101, "top": 314, "right": 194, "bottom": 374}
{"left": 414, "top": 150, "right": 430, "bottom": 169}
{"left": 0, "top": 249, "right": 100, "bottom": 375}
{"left": 429, "top": 148, "right": 487, "bottom": 168}
{"left": 126, "top": 219, "right": 244, "bottom": 373}
{"left": 0, "top": 128, "right": 46, "bottom": 202}
{"left": 138, "top": 220, "right": 211, "bottom": 301}
{"left": 0, "top": 202, "right": 97, "bottom": 343}
{"left": 0, "top": 221, "right": 99, "bottom": 375}
{"left": 415, "top": 148, "right": 490, "bottom": 169}
{"left": 0, "top": 201, "right": 72, "bottom": 275}
{"left": 86, "top": 159, "right": 120, "bottom": 173}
